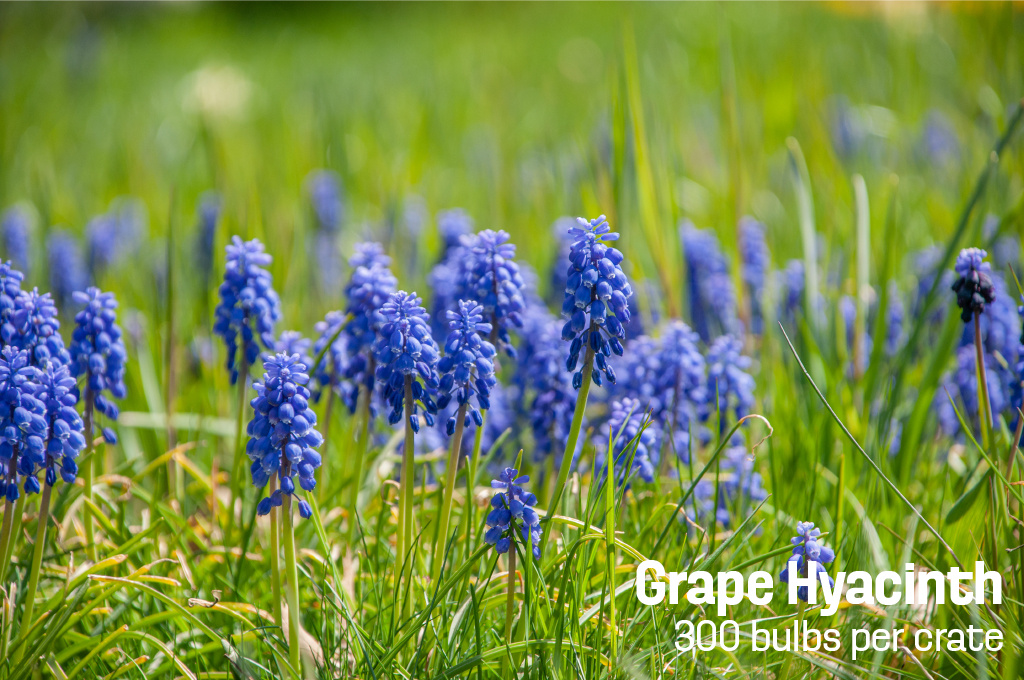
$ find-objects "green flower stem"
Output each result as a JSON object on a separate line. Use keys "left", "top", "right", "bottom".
{"left": 466, "top": 411, "right": 486, "bottom": 549}
{"left": 268, "top": 476, "right": 283, "bottom": 630}
{"left": 543, "top": 346, "right": 594, "bottom": 551}
{"left": 502, "top": 537, "right": 517, "bottom": 676}
{"left": 0, "top": 496, "right": 15, "bottom": 585}
{"left": 604, "top": 445, "right": 617, "bottom": 669}
{"left": 348, "top": 355, "right": 374, "bottom": 541}
{"left": 320, "top": 387, "right": 334, "bottom": 501}
{"left": 778, "top": 599, "right": 807, "bottom": 680}
{"left": 14, "top": 479, "right": 51, "bottom": 662}
{"left": 82, "top": 393, "right": 97, "bottom": 563}
{"left": 227, "top": 352, "right": 250, "bottom": 540}
{"left": 399, "top": 374, "right": 415, "bottom": 619}
{"left": 431, "top": 402, "right": 467, "bottom": 584}
{"left": 282, "top": 489, "right": 302, "bottom": 673}
{"left": 974, "top": 315, "right": 992, "bottom": 448}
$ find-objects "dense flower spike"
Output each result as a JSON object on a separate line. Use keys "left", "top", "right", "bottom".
{"left": 484, "top": 467, "right": 542, "bottom": 559}
{"left": 85, "top": 199, "right": 145, "bottom": 277}
{"left": 516, "top": 306, "right": 581, "bottom": 463}
{"left": 436, "top": 209, "right": 474, "bottom": 260}
{"left": 465, "top": 229, "right": 525, "bottom": 357}
{"left": 46, "top": 232, "right": 87, "bottom": 311}
{"left": 561, "top": 215, "right": 633, "bottom": 389}
{"left": 267, "top": 331, "right": 314, "bottom": 372}
{"left": 961, "top": 271, "right": 1019, "bottom": 365}
{"left": 0, "top": 348, "right": 44, "bottom": 501}
{"left": 342, "top": 243, "right": 397, "bottom": 406}
{"left": 680, "top": 222, "right": 739, "bottom": 342}
{"left": 373, "top": 291, "right": 440, "bottom": 428}
{"left": 706, "top": 335, "right": 755, "bottom": 429}
{"left": 194, "top": 192, "right": 221, "bottom": 290}
{"left": 738, "top": 217, "right": 769, "bottom": 335}
{"left": 307, "top": 169, "right": 344, "bottom": 234}
{"left": 213, "top": 236, "right": 282, "bottom": 384}
{"left": 69, "top": 288, "right": 128, "bottom": 425}
{"left": 11, "top": 288, "right": 71, "bottom": 368}
{"left": 1, "top": 207, "right": 31, "bottom": 275}
{"left": 437, "top": 300, "right": 496, "bottom": 434}
{"left": 656, "top": 321, "right": 707, "bottom": 435}
{"left": 952, "top": 248, "right": 995, "bottom": 323}
{"left": 311, "top": 311, "right": 353, "bottom": 407}
{"left": 247, "top": 353, "right": 323, "bottom": 519}
{"left": 779, "top": 521, "right": 835, "bottom": 602}
{"left": 839, "top": 295, "right": 872, "bottom": 372}
{"left": 27, "top": 363, "right": 85, "bottom": 488}
{"left": 777, "top": 259, "right": 804, "bottom": 325}
{"left": 595, "top": 398, "right": 660, "bottom": 484}
{"left": 0, "top": 261, "right": 25, "bottom": 338}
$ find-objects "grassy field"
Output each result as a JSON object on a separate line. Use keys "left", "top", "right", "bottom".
{"left": 0, "top": 3, "right": 1023, "bottom": 679}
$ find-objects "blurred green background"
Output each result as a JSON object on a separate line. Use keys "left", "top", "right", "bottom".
{"left": 0, "top": 2, "right": 1021, "bottom": 404}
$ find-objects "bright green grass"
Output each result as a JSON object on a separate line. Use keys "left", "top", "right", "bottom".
{"left": 0, "top": 3, "right": 1023, "bottom": 678}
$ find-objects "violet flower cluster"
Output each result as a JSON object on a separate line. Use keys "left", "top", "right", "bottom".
{"left": 213, "top": 237, "right": 281, "bottom": 384}
{"left": 779, "top": 521, "right": 835, "bottom": 602}
{"left": 484, "top": 467, "right": 541, "bottom": 560}
{"left": 372, "top": 291, "right": 440, "bottom": 429}
{"left": 437, "top": 300, "right": 496, "bottom": 434}
{"left": 560, "top": 215, "right": 632, "bottom": 389}
{"left": 0, "top": 348, "right": 46, "bottom": 501}
{"left": 69, "top": 288, "right": 127, "bottom": 442}
{"left": 247, "top": 352, "right": 324, "bottom": 519}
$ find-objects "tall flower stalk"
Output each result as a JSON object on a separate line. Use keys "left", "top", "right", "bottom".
{"left": 431, "top": 300, "right": 495, "bottom": 582}
{"left": 373, "top": 291, "right": 439, "bottom": 614}
{"left": 69, "top": 287, "right": 127, "bottom": 563}
{"left": 340, "top": 244, "right": 395, "bottom": 524}
{"left": 952, "top": 248, "right": 997, "bottom": 444}
{"left": 213, "top": 236, "right": 281, "bottom": 534}
{"left": 16, "top": 362, "right": 84, "bottom": 660}
{"left": 0, "top": 347, "right": 44, "bottom": 584}
{"left": 247, "top": 352, "right": 323, "bottom": 673}
{"left": 549, "top": 216, "right": 632, "bottom": 532}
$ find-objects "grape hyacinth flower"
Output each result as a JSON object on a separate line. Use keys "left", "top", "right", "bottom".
{"left": 436, "top": 208, "right": 474, "bottom": 261}
{"left": 1, "top": 207, "right": 31, "bottom": 275}
{"left": 247, "top": 352, "right": 323, "bottom": 519}
{"left": 885, "top": 283, "right": 906, "bottom": 357}
{"left": 373, "top": 291, "right": 440, "bottom": 428}
{"left": 466, "top": 229, "right": 526, "bottom": 357}
{"left": 691, "top": 443, "right": 767, "bottom": 529}
{"left": 437, "top": 301, "right": 497, "bottom": 433}
{"left": 28, "top": 363, "right": 85, "bottom": 488}
{"left": 952, "top": 248, "right": 995, "bottom": 323}
{"left": 0, "top": 347, "right": 44, "bottom": 586}
{"left": 839, "top": 295, "right": 872, "bottom": 375}
{"left": 936, "top": 346, "right": 1008, "bottom": 437}
{"left": 952, "top": 248, "right": 998, "bottom": 434}
{"left": 706, "top": 335, "right": 755, "bottom": 431}
{"left": 70, "top": 288, "right": 128, "bottom": 425}
{"left": 311, "top": 311, "right": 352, "bottom": 407}
{"left": 596, "top": 397, "right": 661, "bottom": 485}
{"left": 431, "top": 300, "right": 497, "bottom": 581}
{"left": 680, "top": 222, "right": 739, "bottom": 343}
{"left": 307, "top": 169, "right": 344, "bottom": 234}
{"left": 194, "top": 191, "right": 221, "bottom": 294}
{"left": 484, "top": 467, "right": 542, "bottom": 559}
{"left": 373, "top": 291, "right": 440, "bottom": 583}
{"left": 46, "top": 232, "right": 87, "bottom": 311}
{"left": 655, "top": 321, "right": 707, "bottom": 463}
{"left": 779, "top": 521, "right": 835, "bottom": 602}
{"left": 12, "top": 289, "right": 72, "bottom": 369}
{"left": 0, "top": 261, "right": 25, "bottom": 339}
{"left": 266, "top": 330, "right": 313, "bottom": 372}
{"left": 561, "top": 215, "right": 632, "bottom": 389}
{"left": 213, "top": 236, "right": 282, "bottom": 384}
{"left": 342, "top": 243, "right": 397, "bottom": 399}
{"left": 85, "top": 199, "right": 145, "bottom": 278}
{"left": 777, "top": 259, "right": 805, "bottom": 326}
{"left": 739, "top": 217, "right": 769, "bottom": 335}
{"left": 0, "top": 348, "right": 44, "bottom": 502}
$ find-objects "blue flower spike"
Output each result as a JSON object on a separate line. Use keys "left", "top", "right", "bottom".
{"left": 437, "top": 300, "right": 496, "bottom": 434}
{"left": 779, "top": 521, "right": 835, "bottom": 602}
{"left": 466, "top": 229, "right": 526, "bottom": 358}
{"left": 213, "top": 236, "right": 282, "bottom": 385}
{"left": 0, "top": 347, "right": 44, "bottom": 502}
{"left": 373, "top": 291, "right": 440, "bottom": 429}
{"left": 246, "top": 352, "right": 323, "bottom": 519}
{"left": 560, "top": 215, "right": 633, "bottom": 389}
{"left": 484, "top": 467, "right": 542, "bottom": 560}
